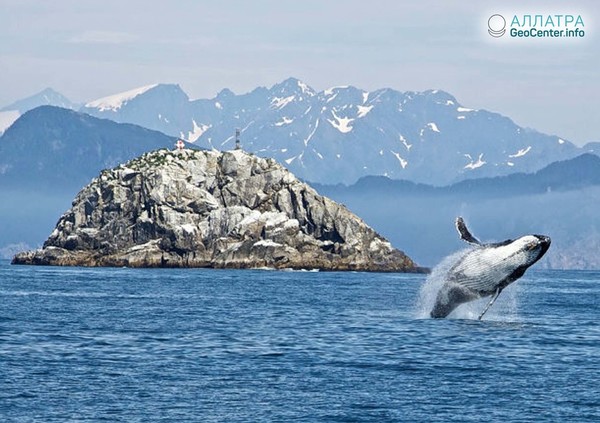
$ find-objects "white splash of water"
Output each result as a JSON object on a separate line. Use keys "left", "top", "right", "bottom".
{"left": 415, "top": 248, "right": 469, "bottom": 319}
{"left": 415, "top": 248, "right": 521, "bottom": 321}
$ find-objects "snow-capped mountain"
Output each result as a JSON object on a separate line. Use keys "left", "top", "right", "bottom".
{"left": 0, "top": 88, "right": 76, "bottom": 135}
{"left": 82, "top": 78, "right": 582, "bottom": 185}
{"left": 84, "top": 84, "right": 159, "bottom": 112}
{"left": 81, "top": 83, "right": 196, "bottom": 139}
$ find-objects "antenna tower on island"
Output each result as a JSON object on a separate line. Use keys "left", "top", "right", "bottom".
{"left": 235, "top": 128, "right": 241, "bottom": 150}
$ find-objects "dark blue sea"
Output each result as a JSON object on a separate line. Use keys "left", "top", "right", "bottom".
{"left": 1, "top": 260, "right": 599, "bottom": 422}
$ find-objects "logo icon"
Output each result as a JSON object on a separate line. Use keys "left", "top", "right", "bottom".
{"left": 488, "top": 14, "right": 506, "bottom": 37}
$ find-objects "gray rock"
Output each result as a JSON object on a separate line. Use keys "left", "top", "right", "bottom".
{"left": 13, "top": 149, "right": 423, "bottom": 272}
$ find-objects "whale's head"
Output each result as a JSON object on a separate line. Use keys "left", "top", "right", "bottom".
{"left": 510, "top": 234, "right": 551, "bottom": 267}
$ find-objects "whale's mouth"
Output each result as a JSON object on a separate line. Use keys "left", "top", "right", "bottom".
{"left": 534, "top": 235, "right": 551, "bottom": 258}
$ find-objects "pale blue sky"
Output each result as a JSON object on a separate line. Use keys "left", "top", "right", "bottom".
{"left": 0, "top": 0, "right": 597, "bottom": 144}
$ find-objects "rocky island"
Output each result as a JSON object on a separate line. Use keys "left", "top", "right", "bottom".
{"left": 13, "top": 149, "right": 422, "bottom": 272}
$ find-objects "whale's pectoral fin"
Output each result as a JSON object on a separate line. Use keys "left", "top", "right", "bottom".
{"left": 456, "top": 217, "right": 481, "bottom": 245}
{"left": 478, "top": 288, "right": 503, "bottom": 320}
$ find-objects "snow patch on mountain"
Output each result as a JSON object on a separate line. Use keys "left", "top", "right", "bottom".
{"left": 399, "top": 135, "right": 412, "bottom": 151}
{"left": 325, "top": 93, "right": 338, "bottom": 103}
{"left": 327, "top": 111, "right": 354, "bottom": 133}
{"left": 304, "top": 119, "right": 319, "bottom": 146}
{"left": 464, "top": 153, "right": 486, "bottom": 170}
{"left": 186, "top": 120, "right": 211, "bottom": 142}
{"left": 391, "top": 151, "right": 408, "bottom": 169}
{"left": 271, "top": 96, "right": 295, "bottom": 110}
{"left": 427, "top": 122, "right": 440, "bottom": 133}
{"left": 324, "top": 86, "right": 348, "bottom": 96}
{"left": 85, "top": 84, "right": 158, "bottom": 112}
{"left": 275, "top": 117, "right": 294, "bottom": 127}
{"left": 356, "top": 105, "right": 373, "bottom": 118}
{"left": 457, "top": 106, "right": 475, "bottom": 112}
{"left": 297, "top": 80, "right": 315, "bottom": 96}
{"left": 509, "top": 146, "right": 532, "bottom": 158}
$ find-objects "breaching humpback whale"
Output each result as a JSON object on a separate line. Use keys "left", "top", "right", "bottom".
{"left": 430, "top": 217, "right": 551, "bottom": 319}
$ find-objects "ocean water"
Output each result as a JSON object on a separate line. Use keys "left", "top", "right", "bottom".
{"left": 1, "top": 260, "right": 599, "bottom": 422}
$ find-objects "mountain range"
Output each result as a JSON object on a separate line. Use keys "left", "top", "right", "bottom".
{"left": 0, "top": 80, "right": 599, "bottom": 268}
{"left": 80, "top": 78, "right": 590, "bottom": 185}
{"left": 3, "top": 79, "right": 597, "bottom": 185}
